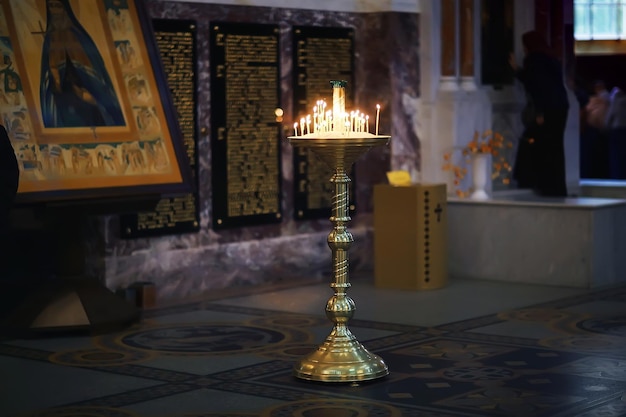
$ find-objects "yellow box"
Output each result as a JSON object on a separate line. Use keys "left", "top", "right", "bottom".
{"left": 373, "top": 183, "right": 448, "bottom": 290}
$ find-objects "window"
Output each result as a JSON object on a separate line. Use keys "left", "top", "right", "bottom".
{"left": 575, "top": 0, "right": 626, "bottom": 40}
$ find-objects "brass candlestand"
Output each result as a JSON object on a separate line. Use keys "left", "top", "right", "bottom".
{"left": 287, "top": 135, "right": 390, "bottom": 382}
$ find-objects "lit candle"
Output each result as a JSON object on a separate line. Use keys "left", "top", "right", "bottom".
{"left": 366, "top": 115, "right": 369, "bottom": 133}
{"left": 331, "top": 80, "right": 347, "bottom": 133}
{"left": 326, "top": 110, "right": 332, "bottom": 133}
{"left": 375, "top": 104, "right": 381, "bottom": 136}
{"left": 300, "top": 118, "right": 305, "bottom": 136}
{"left": 294, "top": 122, "right": 298, "bottom": 136}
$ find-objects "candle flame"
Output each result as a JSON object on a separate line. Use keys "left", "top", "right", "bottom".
{"left": 291, "top": 81, "right": 387, "bottom": 137}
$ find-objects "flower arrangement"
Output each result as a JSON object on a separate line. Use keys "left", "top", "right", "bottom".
{"left": 442, "top": 129, "right": 514, "bottom": 198}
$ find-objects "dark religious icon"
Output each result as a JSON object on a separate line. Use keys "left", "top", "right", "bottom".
{"left": 39, "top": 0, "right": 126, "bottom": 128}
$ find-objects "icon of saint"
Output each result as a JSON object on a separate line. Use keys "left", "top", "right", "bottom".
{"left": 39, "top": 0, "right": 125, "bottom": 128}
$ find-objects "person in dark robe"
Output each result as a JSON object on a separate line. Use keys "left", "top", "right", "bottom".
{"left": 509, "top": 30, "right": 570, "bottom": 197}
{"left": 606, "top": 87, "right": 626, "bottom": 179}
{"left": 584, "top": 80, "right": 611, "bottom": 178}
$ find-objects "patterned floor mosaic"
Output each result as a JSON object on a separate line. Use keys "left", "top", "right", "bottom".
{"left": 1, "top": 282, "right": 626, "bottom": 417}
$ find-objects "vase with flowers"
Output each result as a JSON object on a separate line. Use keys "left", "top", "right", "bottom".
{"left": 442, "top": 129, "right": 513, "bottom": 199}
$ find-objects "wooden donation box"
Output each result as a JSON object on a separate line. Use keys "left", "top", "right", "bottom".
{"left": 373, "top": 184, "right": 448, "bottom": 290}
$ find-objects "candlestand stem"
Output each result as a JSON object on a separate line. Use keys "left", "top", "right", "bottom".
{"left": 291, "top": 139, "right": 389, "bottom": 382}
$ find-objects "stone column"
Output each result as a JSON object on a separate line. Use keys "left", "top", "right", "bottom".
{"left": 418, "top": 0, "right": 492, "bottom": 192}
{"left": 459, "top": 0, "right": 476, "bottom": 90}
{"left": 440, "top": 0, "right": 477, "bottom": 91}
{"left": 440, "top": 0, "right": 458, "bottom": 90}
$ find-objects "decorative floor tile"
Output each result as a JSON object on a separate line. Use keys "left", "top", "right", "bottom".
{"left": 1, "top": 282, "right": 625, "bottom": 417}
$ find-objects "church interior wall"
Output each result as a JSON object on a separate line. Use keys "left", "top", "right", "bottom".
{"left": 11, "top": 0, "right": 591, "bottom": 305}
{"left": 84, "top": 0, "right": 421, "bottom": 303}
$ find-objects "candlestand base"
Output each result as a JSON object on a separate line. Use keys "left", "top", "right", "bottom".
{"left": 294, "top": 327, "right": 388, "bottom": 382}
{"left": 287, "top": 134, "right": 391, "bottom": 383}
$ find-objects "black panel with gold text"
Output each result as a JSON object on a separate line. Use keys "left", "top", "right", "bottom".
{"left": 210, "top": 22, "right": 282, "bottom": 229}
{"left": 120, "top": 19, "right": 199, "bottom": 238}
{"left": 292, "top": 26, "right": 355, "bottom": 220}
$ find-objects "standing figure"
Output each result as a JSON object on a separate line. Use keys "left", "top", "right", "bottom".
{"left": 39, "top": 0, "right": 125, "bottom": 128}
{"left": 606, "top": 87, "right": 626, "bottom": 179}
{"left": 585, "top": 80, "right": 611, "bottom": 178}
{"left": 509, "top": 30, "right": 569, "bottom": 197}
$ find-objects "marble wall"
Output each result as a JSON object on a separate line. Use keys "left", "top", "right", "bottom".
{"left": 447, "top": 196, "right": 626, "bottom": 288}
{"left": 91, "top": 1, "right": 421, "bottom": 302}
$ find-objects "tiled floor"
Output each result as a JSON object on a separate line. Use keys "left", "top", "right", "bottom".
{"left": 2, "top": 275, "right": 626, "bottom": 417}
